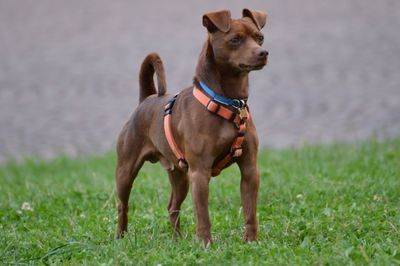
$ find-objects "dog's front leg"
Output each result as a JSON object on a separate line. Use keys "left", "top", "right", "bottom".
{"left": 237, "top": 137, "right": 260, "bottom": 242}
{"left": 239, "top": 164, "right": 260, "bottom": 242}
{"left": 189, "top": 168, "right": 212, "bottom": 245}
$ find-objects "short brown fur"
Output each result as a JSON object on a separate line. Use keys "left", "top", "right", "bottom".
{"left": 116, "top": 8, "right": 268, "bottom": 245}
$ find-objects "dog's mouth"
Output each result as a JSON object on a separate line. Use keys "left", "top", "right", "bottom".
{"left": 239, "top": 62, "right": 266, "bottom": 72}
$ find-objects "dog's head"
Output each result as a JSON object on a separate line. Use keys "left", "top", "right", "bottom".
{"left": 203, "top": 9, "right": 268, "bottom": 73}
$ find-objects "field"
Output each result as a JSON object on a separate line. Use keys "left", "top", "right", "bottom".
{"left": 1, "top": 138, "right": 399, "bottom": 265}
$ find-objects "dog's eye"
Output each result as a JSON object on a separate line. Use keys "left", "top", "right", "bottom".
{"left": 256, "top": 35, "right": 264, "bottom": 45}
{"left": 229, "top": 36, "right": 241, "bottom": 45}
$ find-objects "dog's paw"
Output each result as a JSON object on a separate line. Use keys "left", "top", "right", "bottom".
{"left": 195, "top": 233, "right": 213, "bottom": 248}
{"left": 243, "top": 234, "right": 258, "bottom": 243}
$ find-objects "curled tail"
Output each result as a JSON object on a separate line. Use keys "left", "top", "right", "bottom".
{"left": 139, "top": 53, "right": 167, "bottom": 103}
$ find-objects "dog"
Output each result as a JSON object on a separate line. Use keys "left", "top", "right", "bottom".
{"left": 115, "top": 8, "right": 268, "bottom": 245}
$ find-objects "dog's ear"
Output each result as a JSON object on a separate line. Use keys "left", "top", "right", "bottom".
{"left": 242, "top": 8, "right": 267, "bottom": 30}
{"left": 203, "top": 10, "right": 231, "bottom": 33}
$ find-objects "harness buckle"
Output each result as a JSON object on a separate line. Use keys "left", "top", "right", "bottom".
{"left": 178, "top": 158, "right": 188, "bottom": 168}
{"left": 231, "top": 147, "right": 243, "bottom": 157}
{"left": 164, "top": 94, "right": 179, "bottom": 115}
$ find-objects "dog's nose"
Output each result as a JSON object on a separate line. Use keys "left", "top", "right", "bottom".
{"left": 256, "top": 48, "right": 268, "bottom": 58}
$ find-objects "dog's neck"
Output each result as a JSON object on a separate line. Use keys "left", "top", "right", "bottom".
{"left": 195, "top": 39, "right": 249, "bottom": 100}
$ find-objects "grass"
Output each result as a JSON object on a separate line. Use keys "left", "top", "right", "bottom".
{"left": 0, "top": 137, "right": 399, "bottom": 265}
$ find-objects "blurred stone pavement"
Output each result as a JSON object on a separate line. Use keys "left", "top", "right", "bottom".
{"left": 1, "top": 0, "right": 400, "bottom": 162}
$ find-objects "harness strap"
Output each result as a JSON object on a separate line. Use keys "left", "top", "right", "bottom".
{"left": 164, "top": 95, "right": 188, "bottom": 168}
{"left": 163, "top": 86, "right": 249, "bottom": 176}
{"left": 193, "top": 85, "right": 249, "bottom": 176}
{"left": 210, "top": 112, "right": 248, "bottom": 176}
{"left": 193, "top": 87, "right": 243, "bottom": 127}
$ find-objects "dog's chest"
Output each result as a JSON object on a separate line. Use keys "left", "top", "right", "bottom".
{"left": 213, "top": 124, "right": 238, "bottom": 148}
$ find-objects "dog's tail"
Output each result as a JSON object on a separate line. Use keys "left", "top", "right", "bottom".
{"left": 139, "top": 53, "right": 167, "bottom": 103}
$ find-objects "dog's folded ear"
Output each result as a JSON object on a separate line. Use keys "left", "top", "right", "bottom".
{"left": 242, "top": 8, "right": 267, "bottom": 30}
{"left": 203, "top": 10, "right": 231, "bottom": 33}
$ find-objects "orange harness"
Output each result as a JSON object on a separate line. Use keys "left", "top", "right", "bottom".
{"left": 164, "top": 85, "right": 249, "bottom": 176}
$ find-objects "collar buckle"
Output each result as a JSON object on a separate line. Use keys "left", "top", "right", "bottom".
{"left": 232, "top": 99, "right": 246, "bottom": 109}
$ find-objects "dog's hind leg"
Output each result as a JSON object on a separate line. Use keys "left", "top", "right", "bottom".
{"left": 116, "top": 156, "right": 145, "bottom": 239}
{"left": 115, "top": 132, "right": 147, "bottom": 239}
{"left": 167, "top": 168, "right": 189, "bottom": 236}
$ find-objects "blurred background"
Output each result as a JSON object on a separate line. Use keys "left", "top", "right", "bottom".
{"left": 1, "top": 0, "right": 399, "bottom": 162}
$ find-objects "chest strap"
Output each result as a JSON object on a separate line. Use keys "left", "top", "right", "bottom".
{"left": 163, "top": 87, "right": 249, "bottom": 176}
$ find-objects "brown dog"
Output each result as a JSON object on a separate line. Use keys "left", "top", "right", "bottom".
{"left": 116, "top": 8, "right": 268, "bottom": 244}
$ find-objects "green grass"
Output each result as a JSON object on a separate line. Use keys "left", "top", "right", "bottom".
{"left": 1, "top": 137, "right": 399, "bottom": 265}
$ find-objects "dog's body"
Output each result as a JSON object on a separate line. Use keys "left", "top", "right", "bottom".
{"left": 116, "top": 9, "right": 268, "bottom": 244}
